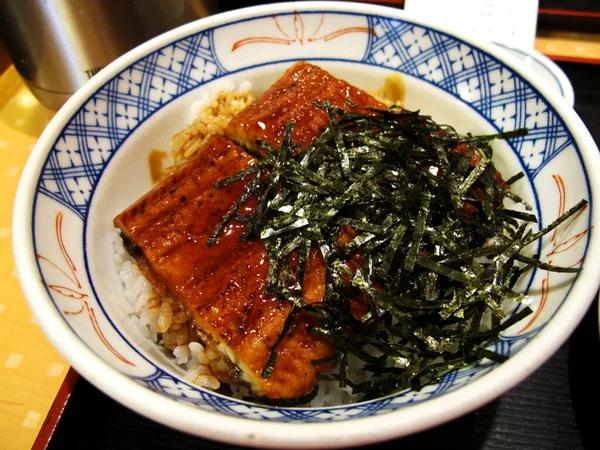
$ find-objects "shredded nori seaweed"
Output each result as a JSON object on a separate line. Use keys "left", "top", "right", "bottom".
{"left": 211, "top": 103, "right": 587, "bottom": 401}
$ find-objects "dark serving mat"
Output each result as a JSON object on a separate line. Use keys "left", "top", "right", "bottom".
{"left": 45, "top": 61, "right": 600, "bottom": 450}
{"left": 539, "top": 0, "right": 600, "bottom": 13}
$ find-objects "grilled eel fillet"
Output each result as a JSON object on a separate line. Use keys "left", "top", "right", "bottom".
{"left": 115, "top": 63, "right": 386, "bottom": 399}
{"left": 114, "top": 135, "right": 334, "bottom": 399}
{"left": 225, "top": 61, "right": 386, "bottom": 154}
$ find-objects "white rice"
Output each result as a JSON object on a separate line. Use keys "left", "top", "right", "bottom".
{"left": 112, "top": 229, "right": 221, "bottom": 391}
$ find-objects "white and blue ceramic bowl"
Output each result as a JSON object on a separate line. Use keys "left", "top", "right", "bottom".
{"left": 12, "top": 2, "right": 600, "bottom": 448}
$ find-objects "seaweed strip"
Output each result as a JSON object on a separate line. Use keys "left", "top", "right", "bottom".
{"left": 207, "top": 169, "right": 262, "bottom": 247}
{"left": 404, "top": 190, "right": 431, "bottom": 271}
{"left": 261, "top": 304, "right": 297, "bottom": 378}
{"left": 525, "top": 199, "right": 588, "bottom": 244}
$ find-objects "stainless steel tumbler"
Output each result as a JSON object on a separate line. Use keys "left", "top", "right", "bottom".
{"left": 0, "top": 0, "right": 217, "bottom": 110}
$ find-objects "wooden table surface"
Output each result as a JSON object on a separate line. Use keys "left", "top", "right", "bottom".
{"left": 0, "top": 66, "right": 70, "bottom": 450}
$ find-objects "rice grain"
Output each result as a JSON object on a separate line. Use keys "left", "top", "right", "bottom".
{"left": 157, "top": 302, "right": 173, "bottom": 333}
{"left": 171, "top": 84, "right": 255, "bottom": 164}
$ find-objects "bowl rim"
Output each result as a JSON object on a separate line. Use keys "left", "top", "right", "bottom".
{"left": 493, "top": 42, "right": 575, "bottom": 107}
{"left": 12, "top": 1, "right": 600, "bottom": 448}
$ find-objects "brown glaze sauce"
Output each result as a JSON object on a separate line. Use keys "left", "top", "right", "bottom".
{"left": 382, "top": 72, "right": 406, "bottom": 105}
{"left": 148, "top": 149, "right": 169, "bottom": 184}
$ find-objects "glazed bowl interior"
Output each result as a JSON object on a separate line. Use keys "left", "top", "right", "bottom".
{"left": 13, "top": 2, "right": 600, "bottom": 448}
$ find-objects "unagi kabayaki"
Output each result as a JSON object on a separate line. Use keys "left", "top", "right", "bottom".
{"left": 225, "top": 61, "right": 386, "bottom": 154}
{"left": 114, "top": 63, "right": 385, "bottom": 399}
{"left": 114, "top": 135, "right": 334, "bottom": 399}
